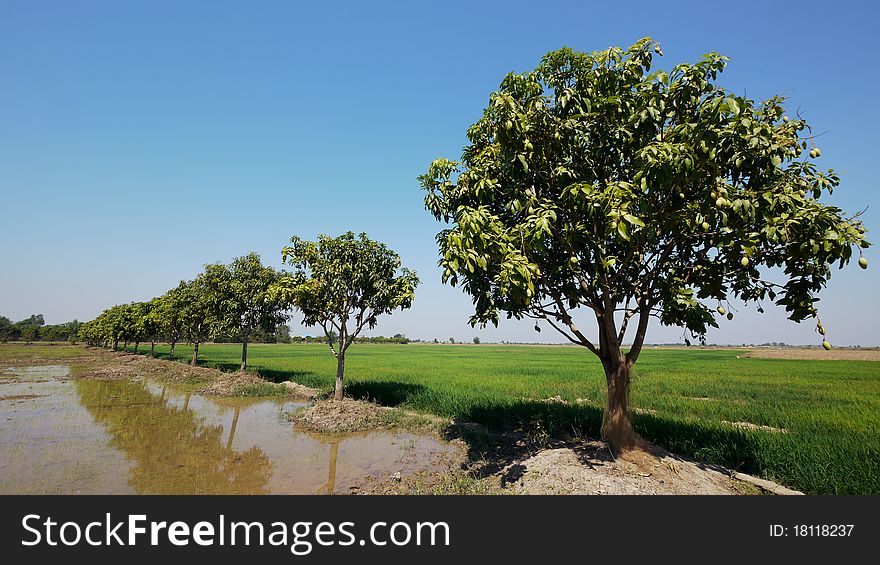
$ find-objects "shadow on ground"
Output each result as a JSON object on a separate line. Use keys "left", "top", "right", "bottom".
{"left": 345, "top": 381, "right": 431, "bottom": 407}
{"left": 442, "top": 401, "right": 765, "bottom": 486}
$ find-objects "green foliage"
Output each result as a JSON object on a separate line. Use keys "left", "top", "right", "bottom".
{"left": 175, "top": 277, "right": 214, "bottom": 347}
{"left": 204, "top": 252, "right": 290, "bottom": 342}
{"left": 421, "top": 38, "right": 870, "bottom": 356}
{"left": 274, "top": 232, "right": 419, "bottom": 357}
{"left": 0, "top": 315, "right": 78, "bottom": 343}
{"left": 153, "top": 286, "right": 187, "bottom": 345}
{"left": 0, "top": 316, "right": 13, "bottom": 342}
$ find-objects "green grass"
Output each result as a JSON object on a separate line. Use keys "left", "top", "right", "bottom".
{"left": 125, "top": 343, "right": 877, "bottom": 494}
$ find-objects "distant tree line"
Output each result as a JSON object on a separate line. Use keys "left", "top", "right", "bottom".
{"left": 0, "top": 314, "right": 81, "bottom": 343}
{"left": 78, "top": 252, "right": 293, "bottom": 369}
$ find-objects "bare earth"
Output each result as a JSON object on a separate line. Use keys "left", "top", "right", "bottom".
{"left": 743, "top": 347, "right": 880, "bottom": 361}
{"left": 500, "top": 442, "right": 758, "bottom": 495}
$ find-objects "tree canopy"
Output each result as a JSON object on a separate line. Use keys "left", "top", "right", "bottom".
{"left": 420, "top": 38, "right": 870, "bottom": 448}
{"left": 204, "top": 252, "right": 290, "bottom": 370}
{"left": 274, "top": 232, "right": 419, "bottom": 399}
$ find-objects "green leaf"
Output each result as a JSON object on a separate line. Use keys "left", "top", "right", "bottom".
{"left": 623, "top": 214, "right": 645, "bottom": 227}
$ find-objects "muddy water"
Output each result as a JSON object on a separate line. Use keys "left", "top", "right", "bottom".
{"left": 0, "top": 367, "right": 457, "bottom": 494}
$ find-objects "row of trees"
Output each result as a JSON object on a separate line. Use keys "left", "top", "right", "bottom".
{"left": 79, "top": 233, "right": 419, "bottom": 399}
{"left": 80, "top": 253, "right": 290, "bottom": 370}
{"left": 289, "top": 334, "right": 411, "bottom": 344}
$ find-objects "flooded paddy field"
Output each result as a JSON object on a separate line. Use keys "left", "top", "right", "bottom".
{"left": 0, "top": 348, "right": 461, "bottom": 495}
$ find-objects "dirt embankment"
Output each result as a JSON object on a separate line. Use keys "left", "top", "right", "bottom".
{"left": 367, "top": 433, "right": 795, "bottom": 495}
{"left": 289, "top": 398, "right": 444, "bottom": 434}
{"left": 17, "top": 346, "right": 320, "bottom": 399}
{"left": 501, "top": 443, "right": 753, "bottom": 495}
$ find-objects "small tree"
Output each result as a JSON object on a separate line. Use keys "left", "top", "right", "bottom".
{"left": 275, "top": 232, "right": 419, "bottom": 400}
{"left": 103, "top": 305, "right": 129, "bottom": 351}
{"left": 177, "top": 277, "right": 214, "bottom": 366}
{"left": 15, "top": 314, "right": 45, "bottom": 343}
{"left": 155, "top": 285, "right": 186, "bottom": 360}
{"left": 473, "top": 337, "right": 480, "bottom": 344}
{"left": 205, "top": 253, "right": 290, "bottom": 371}
{"left": 421, "top": 39, "right": 869, "bottom": 450}
{"left": 0, "top": 316, "right": 14, "bottom": 343}
{"left": 141, "top": 299, "right": 162, "bottom": 356}
{"left": 128, "top": 302, "right": 152, "bottom": 353}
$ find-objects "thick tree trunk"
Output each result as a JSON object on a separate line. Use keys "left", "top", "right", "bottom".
{"left": 334, "top": 354, "right": 345, "bottom": 400}
{"left": 192, "top": 341, "right": 200, "bottom": 366}
{"left": 240, "top": 339, "right": 248, "bottom": 371}
{"left": 601, "top": 361, "right": 637, "bottom": 451}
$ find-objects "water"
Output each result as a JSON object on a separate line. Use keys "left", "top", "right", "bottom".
{"left": 0, "top": 366, "right": 457, "bottom": 494}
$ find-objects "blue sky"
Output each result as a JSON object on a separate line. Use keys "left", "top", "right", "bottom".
{"left": 1, "top": 0, "right": 877, "bottom": 345}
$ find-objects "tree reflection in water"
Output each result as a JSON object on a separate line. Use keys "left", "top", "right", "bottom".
{"left": 74, "top": 379, "right": 273, "bottom": 494}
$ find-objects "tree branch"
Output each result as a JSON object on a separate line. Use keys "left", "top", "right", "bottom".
{"left": 625, "top": 299, "right": 653, "bottom": 365}
{"left": 321, "top": 321, "right": 339, "bottom": 358}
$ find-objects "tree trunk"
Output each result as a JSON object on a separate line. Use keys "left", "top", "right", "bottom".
{"left": 192, "top": 341, "right": 199, "bottom": 366}
{"left": 150, "top": 341, "right": 155, "bottom": 357}
{"left": 334, "top": 354, "right": 345, "bottom": 400}
{"left": 240, "top": 339, "right": 248, "bottom": 372}
{"left": 134, "top": 341, "right": 139, "bottom": 354}
{"left": 169, "top": 339, "right": 176, "bottom": 361}
{"left": 124, "top": 340, "right": 129, "bottom": 351}
{"left": 601, "top": 361, "right": 637, "bottom": 451}
{"left": 112, "top": 339, "right": 118, "bottom": 351}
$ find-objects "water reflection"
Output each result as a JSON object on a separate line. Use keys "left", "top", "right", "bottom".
{"left": 317, "top": 437, "right": 340, "bottom": 495}
{"left": 1, "top": 369, "right": 458, "bottom": 494}
{"left": 75, "top": 379, "right": 273, "bottom": 494}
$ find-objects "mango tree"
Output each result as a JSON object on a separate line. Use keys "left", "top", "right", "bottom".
{"left": 141, "top": 299, "right": 163, "bottom": 356}
{"left": 274, "top": 232, "right": 419, "bottom": 400}
{"left": 155, "top": 286, "right": 186, "bottom": 361}
{"left": 421, "top": 39, "right": 870, "bottom": 450}
{"left": 205, "top": 253, "right": 290, "bottom": 371}
{"left": 177, "top": 277, "right": 215, "bottom": 366}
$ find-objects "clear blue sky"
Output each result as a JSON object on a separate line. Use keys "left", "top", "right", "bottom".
{"left": 1, "top": 0, "right": 877, "bottom": 345}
